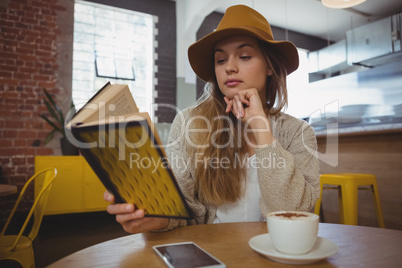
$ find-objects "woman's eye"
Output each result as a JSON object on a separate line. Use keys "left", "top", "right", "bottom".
{"left": 216, "top": 58, "right": 226, "bottom": 64}
{"left": 240, "top": 56, "right": 251, "bottom": 60}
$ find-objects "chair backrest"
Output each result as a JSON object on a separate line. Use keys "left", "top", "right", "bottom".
{"left": 1, "top": 168, "right": 57, "bottom": 250}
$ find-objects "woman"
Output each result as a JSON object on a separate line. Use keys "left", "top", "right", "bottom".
{"left": 104, "top": 5, "right": 320, "bottom": 233}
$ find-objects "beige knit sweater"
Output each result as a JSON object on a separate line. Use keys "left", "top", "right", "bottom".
{"left": 162, "top": 108, "right": 320, "bottom": 231}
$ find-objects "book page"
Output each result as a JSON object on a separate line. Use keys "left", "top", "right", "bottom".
{"left": 104, "top": 90, "right": 139, "bottom": 117}
{"left": 69, "top": 83, "right": 139, "bottom": 127}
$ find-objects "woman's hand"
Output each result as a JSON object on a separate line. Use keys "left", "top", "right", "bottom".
{"left": 224, "top": 88, "right": 273, "bottom": 146}
{"left": 224, "top": 88, "right": 265, "bottom": 121}
{"left": 104, "top": 191, "right": 169, "bottom": 234}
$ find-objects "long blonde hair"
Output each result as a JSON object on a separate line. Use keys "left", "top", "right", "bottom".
{"left": 190, "top": 39, "right": 289, "bottom": 206}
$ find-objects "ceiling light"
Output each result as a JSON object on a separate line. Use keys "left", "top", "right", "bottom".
{"left": 321, "top": 0, "right": 366, "bottom": 9}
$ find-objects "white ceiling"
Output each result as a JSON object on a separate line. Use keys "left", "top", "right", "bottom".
{"left": 212, "top": 0, "right": 402, "bottom": 42}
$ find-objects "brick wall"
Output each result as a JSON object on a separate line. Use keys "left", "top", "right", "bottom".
{"left": 0, "top": 0, "right": 74, "bottom": 223}
{"left": 0, "top": 0, "right": 177, "bottom": 224}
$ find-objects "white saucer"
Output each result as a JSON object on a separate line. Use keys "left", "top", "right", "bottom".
{"left": 249, "top": 234, "right": 338, "bottom": 265}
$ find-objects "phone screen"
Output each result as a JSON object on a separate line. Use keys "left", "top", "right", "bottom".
{"left": 153, "top": 242, "right": 226, "bottom": 268}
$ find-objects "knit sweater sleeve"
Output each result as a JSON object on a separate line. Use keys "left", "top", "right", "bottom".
{"left": 255, "top": 113, "right": 320, "bottom": 218}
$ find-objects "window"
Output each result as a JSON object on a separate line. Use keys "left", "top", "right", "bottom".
{"left": 72, "top": 0, "right": 155, "bottom": 115}
{"left": 286, "top": 48, "right": 310, "bottom": 118}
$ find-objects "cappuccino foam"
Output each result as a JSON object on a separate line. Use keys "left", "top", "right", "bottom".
{"left": 271, "top": 212, "right": 313, "bottom": 221}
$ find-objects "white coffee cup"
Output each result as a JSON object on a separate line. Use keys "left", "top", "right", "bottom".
{"left": 267, "top": 211, "right": 319, "bottom": 255}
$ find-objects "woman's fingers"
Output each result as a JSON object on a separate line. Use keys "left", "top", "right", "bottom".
{"left": 237, "top": 92, "right": 250, "bottom": 107}
{"left": 233, "top": 95, "right": 245, "bottom": 119}
{"left": 224, "top": 96, "right": 230, "bottom": 105}
{"left": 115, "top": 209, "right": 145, "bottom": 224}
{"left": 107, "top": 202, "right": 134, "bottom": 215}
{"left": 236, "top": 88, "right": 265, "bottom": 121}
{"left": 224, "top": 96, "right": 233, "bottom": 113}
{"left": 103, "top": 186, "right": 169, "bottom": 233}
{"left": 103, "top": 190, "right": 115, "bottom": 202}
{"left": 225, "top": 89, "right": 257, "bottom": 119}
{"left": 122, "top": 216, "right": 169, "bottom": 234}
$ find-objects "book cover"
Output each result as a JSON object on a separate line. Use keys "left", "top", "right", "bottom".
{"left": 70, "top": 83, "right": 193, "bottom": 219}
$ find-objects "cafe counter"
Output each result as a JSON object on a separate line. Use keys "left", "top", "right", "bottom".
{"left": 314, "top": 120, "right": 402, "bottom": 230}
{"left": 313, "top": 121, "right": 402, "bottom": 137}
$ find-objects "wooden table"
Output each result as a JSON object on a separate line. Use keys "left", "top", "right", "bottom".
{"left": 48, "top": 222, "right": 402, "bottom": 267}
{"left": 0, "top": 184, "right": 17, "bottom": 197}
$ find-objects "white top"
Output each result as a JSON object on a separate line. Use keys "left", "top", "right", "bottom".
{"left": 213, "top": 154, "right": 262, "bottom": 223}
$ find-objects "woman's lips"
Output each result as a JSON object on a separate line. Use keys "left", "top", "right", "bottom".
{"left": 225, "top": 79, "right": 242, "bottom": 87}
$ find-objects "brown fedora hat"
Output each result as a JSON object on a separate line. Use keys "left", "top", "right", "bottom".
{"left": 188, "top": 5, "right": 299, "bottom": 82}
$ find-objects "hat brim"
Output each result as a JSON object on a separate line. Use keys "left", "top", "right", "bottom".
{"left": 188, "top": 26, "right": 299, "bottom": 82}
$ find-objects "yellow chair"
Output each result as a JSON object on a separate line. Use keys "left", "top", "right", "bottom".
{"left": 0, "top": 168, "right": 57, "bottom": 268}
{"left": 314, "top": 173, "right": 385, "bottom": 228}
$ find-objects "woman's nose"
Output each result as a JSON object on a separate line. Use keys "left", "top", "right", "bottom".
{"left": 225, "top": 57, "right": 238, "bottom": 73}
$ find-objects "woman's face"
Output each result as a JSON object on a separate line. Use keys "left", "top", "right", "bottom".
{"left": 214, "top": 36, "right": 272, "bottom": 100}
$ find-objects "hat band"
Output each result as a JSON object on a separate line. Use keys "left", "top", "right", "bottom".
{"left": 219, "top": 25, "right": 274, "bottom": 42}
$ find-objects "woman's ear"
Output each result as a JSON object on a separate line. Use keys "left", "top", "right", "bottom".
{"left": 267, "top": 68, "right": 273, "bottom": 76}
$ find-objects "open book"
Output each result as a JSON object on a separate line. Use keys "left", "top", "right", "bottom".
{"left": 67, "top": 82, "right": 192, "bottom": 219}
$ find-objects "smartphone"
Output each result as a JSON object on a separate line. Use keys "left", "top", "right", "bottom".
{"left": 153, "top": 242, "right": 226, "bottom": 268}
